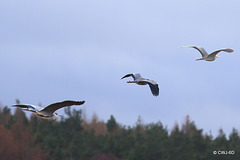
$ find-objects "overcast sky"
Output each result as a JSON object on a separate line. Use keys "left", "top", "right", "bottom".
{"left": 1, "top": 0, "right": 240, "bottom": 137}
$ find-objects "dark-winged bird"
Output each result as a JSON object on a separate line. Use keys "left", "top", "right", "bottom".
{"left": 12, "top": 100, "right": 85, "bottom": 119}
{"left": 121, "top": 73, "right": 159, "bottom": 96}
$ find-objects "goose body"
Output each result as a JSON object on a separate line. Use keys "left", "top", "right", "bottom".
{"left": 12, "top": 100, "right": 85, "bottom": 119}
{"left": 180, "top": 46, "right": 234, "bottom": 61}
{"left": 121, "top": 73, "right": 159, "bottom": 96}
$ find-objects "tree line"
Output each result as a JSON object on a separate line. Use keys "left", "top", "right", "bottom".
{"left": 0, "top": 104, "right": 239, "bottom": 160}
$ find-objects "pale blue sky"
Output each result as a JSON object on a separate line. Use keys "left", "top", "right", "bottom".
{"left": 1, "top": 0, "right": 240, "bottom": 136}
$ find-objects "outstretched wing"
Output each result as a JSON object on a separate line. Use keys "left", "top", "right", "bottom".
{"left": 209, "top": 48, "right": 234, "bottom": 57}
{"left": 141, "top": 79, "right": 159, "bottom": 96}
{"left": 180, "top": 46, "right": 208, "bottom": 58}
{"left": 121, "top": 73, "right": 141, "bottom": 80}
{"left": 41, "top": 100, "right": 85, "bottom": 113}
{"left": 12, "top": 104, "right": 39, "bottom": 112}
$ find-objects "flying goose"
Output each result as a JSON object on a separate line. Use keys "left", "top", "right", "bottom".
{"left": 12, "top": 100, "right": 85, "bottom": 119}
{"left": 121, "top": 73, "right": 159, "bottom": 96}
{"left": 180, "top": 46, "right": 234, "bottom": 61}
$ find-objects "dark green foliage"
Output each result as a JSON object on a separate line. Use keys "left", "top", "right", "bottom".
{"left": 0, "top": 104, "right": 240, "bottom": 160}
{"left": 106, "top": 115, "right": 118, "bottom": 133}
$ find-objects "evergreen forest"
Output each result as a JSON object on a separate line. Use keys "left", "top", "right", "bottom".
{"left": 0, "top": 104, "right": 239, "bottom": 160}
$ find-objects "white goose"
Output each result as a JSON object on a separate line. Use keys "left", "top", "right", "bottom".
{"left": 180, "top": 46, "right": 234, "bottom": 61}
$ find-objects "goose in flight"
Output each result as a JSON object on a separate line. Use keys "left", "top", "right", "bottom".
{"left": 121, "top": 73, "right": 159, "bottom": 96}
{"left": 12, "top": 100, "right": 85, "bottom": 119}
{"left": 180, "top": 46, "right": 234, "bottom": 61}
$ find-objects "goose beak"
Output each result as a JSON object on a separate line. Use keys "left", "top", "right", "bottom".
{"left": 55, "top": 113, "right": 62, "bottom": 117}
